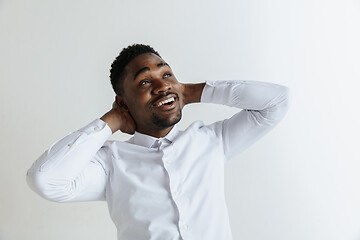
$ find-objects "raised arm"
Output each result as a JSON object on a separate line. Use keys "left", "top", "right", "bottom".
{"left": 26, "top": 101, "right": 135, "bottom": 202}
{"left": 201, "top": 80, "right": 290, "bottom": 161}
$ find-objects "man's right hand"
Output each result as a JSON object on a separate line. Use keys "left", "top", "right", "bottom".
{"left": 100, "top": 98, "right": 136, "bottom": 134}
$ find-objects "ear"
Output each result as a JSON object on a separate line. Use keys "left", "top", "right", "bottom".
{"left": 116, "top": 95, "right": 128, "bottom": 110}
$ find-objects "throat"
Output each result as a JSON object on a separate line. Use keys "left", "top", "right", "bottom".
{"left": 136, "top": 125, "right": 175, "bottom": 138}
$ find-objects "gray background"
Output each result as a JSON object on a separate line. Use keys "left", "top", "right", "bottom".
{"left": 1, "top": 0, "right": 360, "bottom": 239}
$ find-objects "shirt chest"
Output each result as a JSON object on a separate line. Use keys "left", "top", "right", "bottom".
{"left": 105, "top": 132, "right": 225, "bottom": 211}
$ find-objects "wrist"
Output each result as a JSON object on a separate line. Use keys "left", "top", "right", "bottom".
{"left": 100, "top": 109, "right": 122, "bottom": 134}
{"left": 183, "top": 83, "right": 206, "bottom": 105}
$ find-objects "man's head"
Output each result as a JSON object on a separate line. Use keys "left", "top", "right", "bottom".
{"left": 110, "top": 44, "right": 161, "bottom": 96}
{"left": 110, "top": 44, "right": 185, "bottom": 137}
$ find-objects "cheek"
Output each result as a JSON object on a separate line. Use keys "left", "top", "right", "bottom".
{"left": 171, "top": 82, "right": 182, "bottom": 93}
{"left": 127, "top": 95, "right": 151, "bottom": 115}
{"left": 173, "top": 84, "right": 185, "bottom": 105}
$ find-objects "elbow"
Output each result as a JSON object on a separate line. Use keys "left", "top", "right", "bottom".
{"left": 258, "top": 86, "right": 291, "bottom": 126}
{"left": 26, "top": 169, "right": 57, "bottom": 202}
{"left": 276, "top": 86, "right": 291, "bottom": 115}
{"left": 26, "top": 168, "right": 73, "bottom": 203}
{"left": 272, "top": 85, "right": 291, "bottom": 123}
{"left": 281, "top": 86, "right": 291, "bottom": 117}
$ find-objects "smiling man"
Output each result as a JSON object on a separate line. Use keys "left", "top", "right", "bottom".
{"left": 102, "top": 48, "right": 205, "bottom": 138}
{"left": 27, "top": 44, "right": 290, "bottom": 240}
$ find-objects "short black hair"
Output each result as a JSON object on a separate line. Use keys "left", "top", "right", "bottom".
{"left": 110, "top": 44, "right": 161, "bottom": 95}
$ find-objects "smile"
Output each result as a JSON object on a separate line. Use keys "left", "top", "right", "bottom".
{"left": 156, "top": 97, "right": 175, "bottom": 107}
{"left": 152, "top": 94, "right": 177, "bottom": 110}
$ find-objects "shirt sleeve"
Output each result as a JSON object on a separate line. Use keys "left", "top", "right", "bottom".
{"left": 200, "top": 80, "right": 291, "bottom": 161}
{"left": 26, "top": 119, "right": 113, "bottom": 202}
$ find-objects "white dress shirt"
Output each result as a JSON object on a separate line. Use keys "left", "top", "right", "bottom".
{"left": 27, "top": 80, "right": 290, "bottom": 240}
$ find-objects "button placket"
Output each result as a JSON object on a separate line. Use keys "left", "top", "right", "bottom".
{"left": 172, "top": 190, "right": 180, "bottom": 197}
{"left": 178, "top": 219, "right": 189, "bottom": 234}
{"left": 162, "top": 149, "right": 171, "bottom": 166}
{"left": 162, "top": 150, "right": 186, "bottom": 234}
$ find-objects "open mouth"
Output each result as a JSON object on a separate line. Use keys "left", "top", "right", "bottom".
{"left": 156, "top": 97, "right": 175, "bottom": 107}
{"left": 152, "top": 95, "right": 177, "bottom": 110}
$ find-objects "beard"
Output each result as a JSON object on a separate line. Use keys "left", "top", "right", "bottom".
{"left": 151, "top": 109, "right": 182, "bottom": 129}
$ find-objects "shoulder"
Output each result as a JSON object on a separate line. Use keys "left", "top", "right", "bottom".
{"left": 180, "top": 120, "right": 221, "bottom": 139}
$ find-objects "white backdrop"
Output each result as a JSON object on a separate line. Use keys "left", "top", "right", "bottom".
{"left": 1, "top": 0, "right": 360, "bottom": 239}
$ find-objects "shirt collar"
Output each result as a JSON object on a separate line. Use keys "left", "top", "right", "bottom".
{"left": 133, "top": 125, "right": 179, "bottom": 148}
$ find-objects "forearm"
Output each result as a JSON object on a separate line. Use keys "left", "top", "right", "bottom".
{"left": 201, "top": 80, "right": 290, "bottom": 160}
{"left": 201, "top": 80, "right": 290, "bottom": 123}
{"left": 100, "top": 109, "right": 122, "bottom": 133}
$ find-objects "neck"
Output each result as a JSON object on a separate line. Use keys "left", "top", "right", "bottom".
{"left": 136, "top": 125, "right": 174, "bottom": 138}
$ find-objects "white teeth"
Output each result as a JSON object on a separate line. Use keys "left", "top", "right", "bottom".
{"left": 157, "top": 97, "right": 175, "bottom": 107}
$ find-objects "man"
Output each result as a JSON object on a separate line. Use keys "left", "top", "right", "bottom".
{"left": 27, "top": 44, "right": 290, "bottom": 240}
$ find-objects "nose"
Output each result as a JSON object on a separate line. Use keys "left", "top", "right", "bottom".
{"left": 152, "top": 79, "right": 171, "bottom": 95}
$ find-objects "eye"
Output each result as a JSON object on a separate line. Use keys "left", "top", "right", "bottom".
{"left": 164, "top": 73, "right": 172, "bottom": 78}
{"left": 139, "top": 80, "right": 150, "bottom": 86}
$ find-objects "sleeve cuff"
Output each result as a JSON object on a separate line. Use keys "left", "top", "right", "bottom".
{"left": 78, "top": 119, "right": 113, "bottom": 138}
{"left": 200, "top": 80, "right": 247, "bottom": 106}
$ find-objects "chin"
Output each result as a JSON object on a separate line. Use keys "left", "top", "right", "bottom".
{"left": 152, "top": 110, "right": 182, "bottom": 129}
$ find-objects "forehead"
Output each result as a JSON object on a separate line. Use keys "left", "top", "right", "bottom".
{"left": 124, "top": 53, "right": 166, "bottom": 75}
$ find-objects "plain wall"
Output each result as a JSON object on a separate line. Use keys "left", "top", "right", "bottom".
{"left": 1, "top": 0, "right": 360, "bottom": 239}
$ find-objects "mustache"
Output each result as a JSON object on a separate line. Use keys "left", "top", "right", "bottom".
{"left": 150, "top": 92, "right": 179, "bottom": 107}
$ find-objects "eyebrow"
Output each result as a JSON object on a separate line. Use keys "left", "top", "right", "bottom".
{"left": 133, "top": 62, "right": 170, "bottom": 81}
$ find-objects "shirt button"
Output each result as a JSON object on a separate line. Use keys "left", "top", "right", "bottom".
{"left": 94, "top": 126, "right": 100, "bottom": 131}
{"left": 182, "top": 224, "right": 188, "bottom": 230}
{"left": 173, "top": 191, "right": 180, "bottom": 197}
{"left": 67, "top": 143, "right": 73, "bottom": 147}
{"left": 164, "top": 159, "right": 171, "bottom": 164}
